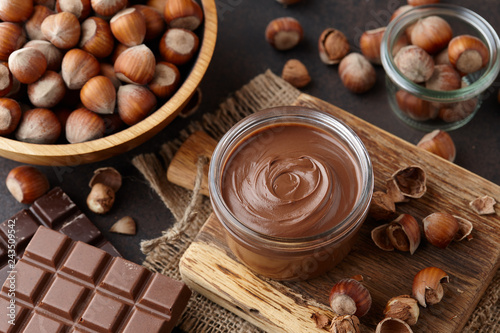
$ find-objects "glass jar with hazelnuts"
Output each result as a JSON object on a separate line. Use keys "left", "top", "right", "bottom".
{"left": 381, "top": 4, "right": 500, "bottom": 131}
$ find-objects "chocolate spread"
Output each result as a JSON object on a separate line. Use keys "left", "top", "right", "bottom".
{"left": 221, "top": 123, "right": 361, "bottom": 238}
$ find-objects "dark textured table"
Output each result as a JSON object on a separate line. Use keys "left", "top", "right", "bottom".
{"left": 0, "top": 0, "right": 498, "bottom": 287}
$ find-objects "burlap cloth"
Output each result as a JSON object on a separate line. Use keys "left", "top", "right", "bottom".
{"left": 132, "top": 70, "right": 499, "bottom": 333}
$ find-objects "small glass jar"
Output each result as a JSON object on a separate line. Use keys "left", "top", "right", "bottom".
{"left": 381, "top": 4, "right": 500, "bottom": 131}
{"left": 208, "top": 106, "right": 373, "bottom": 281}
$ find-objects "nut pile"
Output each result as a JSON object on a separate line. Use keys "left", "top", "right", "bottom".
{"left": 0, "top": 0, "right": 204, "bottom": 144}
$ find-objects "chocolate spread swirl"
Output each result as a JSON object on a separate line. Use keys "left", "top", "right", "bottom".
{"left": 222, "top": 123, "right": 360, "bottom": 238}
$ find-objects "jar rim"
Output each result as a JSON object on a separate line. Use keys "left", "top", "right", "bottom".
{"left": 381, "top": 4, "right": 500, "bottom": 103}
{"left": 208, "top": 106, "right": 374, "bottom": 247}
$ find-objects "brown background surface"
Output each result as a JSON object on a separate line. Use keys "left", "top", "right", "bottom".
{"left": 0, "top": 0, "right": 498, "bottom": 293}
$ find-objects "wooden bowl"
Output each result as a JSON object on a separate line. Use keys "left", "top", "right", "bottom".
{"left": 0, "top": 0, "right": 217, "bottom": 166}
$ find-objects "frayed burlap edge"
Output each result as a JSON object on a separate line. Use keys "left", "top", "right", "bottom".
{"left": 132, "top": 70, "right": 499, "bottom": 332}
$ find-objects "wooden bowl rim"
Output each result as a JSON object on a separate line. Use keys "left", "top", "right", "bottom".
{"left": 0, "top": 0, "right": 217, "bottom": 166}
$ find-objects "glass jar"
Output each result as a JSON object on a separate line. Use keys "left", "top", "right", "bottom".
{"left": 381, "top": 4, "right": 500, "bottom": 131}
{"left": 208, "top": 106, "right": 373, "bottom": 281}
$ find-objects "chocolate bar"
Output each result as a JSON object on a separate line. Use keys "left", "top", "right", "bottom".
{"left": 0, "top": 226, "right": 191, "bottom": 332}
{"left": 0, "top": 187, "right": 121, "bottom": 283}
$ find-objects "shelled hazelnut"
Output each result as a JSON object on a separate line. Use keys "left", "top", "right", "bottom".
{"left": 0, "top": 98, "right": 21, "bottom": 136}
{"left": 0, "top": 0, "right": 34, "bottom": 23}
{"left": 281, "top": 59, "right": 311, "bottom": 88}
{"left": 359, "top": 27, "right": 386, "bottom": 65}
{"left": 25, "top": 5, "right": 54, "bottom": 41}
{"left": 41, "top": 12, "right": 82, "bottom": 49}
{"left": 15, "top": 108, "right": 62, "bottom": 144}
{"left": 65, "top": 107, "right": 105, "bottom": 143}
{"left": 110, "top": 7, "right": 147, "bottom": 47}
{"left": 0, "top": 62, "right": 13, "bottom": 97}
{"left": 56, "top": 0, "right": 92, "bottom": 21}
{"left": 164, "top": 0, "right": 203, "bottom": 31}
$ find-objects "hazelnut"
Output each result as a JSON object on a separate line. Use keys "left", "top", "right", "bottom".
{"left": 281, "top": 59, "right": 311, "bottom": 88}
{"left": 329, "top": 278, "right": 372, "bottom": 317}
{"left": 0, "top": 0, "right": 33, "bottom": 23}
{"left": 9, "top": 48, "right": 48, "bottom": 85}
{"left": 27, "top": 70, "right": 66, "bottom": 108}
{"left": 15, "top": 108, "right": 62, "bottom": 144}
{"left": 438, "top": 96, "right": 477, "bottom": 123}
{"left": 360, "top": 27, "right": 386, "bottom": 65}
{"left": 0, "top": 62, "right": 13, "bottom": 97}
{"left": 41, "top": 12, "right": 82, "bottom": 49}
{"left": 24, "top": 40, "right": 64, "bottom": 72}
{"left": 56, "top": 0, "right": 92, "bottom": 21}
{"left": 117, "top": 84, "right": 157, "bottom": 126}
{"left": 0, "top": 97, "right": 22, "bottom": 136}
{"left": 331, "top": 315, "right": 361, "bottom": 333}
{"left": 425, "top": 64, "right": 461, "bottom": 91}
{"left": 386, "top": 214, "right": 421, "bottom": 254}
{"left": 412, "top": 266, "right": 449, "bottom": 307}
{"left": 338, "top": 53, "right": 376, "bottom": 94}
{"left": 25, "top": 5, "right": 54, "bottom": 41}
{"left": 159, "top": 28, "right": 199, "bottom": 65}
{"left": 61, "top": 48, "right": 100, "bottom": 90}
{"left": 65, "top": 107, "right": 105, "bottom": 143}
{"left": 411, "top": 16, "right": 452, "bottom": 54}
{"left": 100, "top": 62, "right": 121, "bottom": 89}
{"left": 388, "top": 165, "right": 427, "bottom": 199}
{"left": 90, "top": 0, "right": 127, "bottom": 17}
{"left": 164, "top": 0, "right": 203, "bottom": 31}
{"left": 148, "top": 61, "right": 181, "bottom": 99}
{"left": 395, "top": 90, "right": 437, "bottom": 121}
{"left": 110, "top": 8, "right": 147, "bottom": 47}
{"left": 422, "top": 212, "right": 459, "bottom": 249}
{"left": 109, "top": 216, "right": 136, "bottom": 235}
{"left": 383, "top": 295, "right": 419, "bottom": 326}
{"left": 392, "top": 34, "right": 410, "bottom": 58}
{"left": 114, "top": 44, "right": 156, "bottom": 85}
{"left": 132, "top": 5, "right": 166, "bottom": 40}
{"left": 318, "top": 28, "right": 349, "bottom": 65}
{"left": 394, "top": 45, "right": 435, "bottom": 83}
{"left": 448, "top": 35, "right": 489, "bottom": 74}
{"left": 0, "top": 22, "right": 26, "bottom": 61}
{"left": 417, "top": 129, "right": 456, "bottom": 162}
{"left": 79, "top": 16, "right": 115, "bottom": 59}
{"left": 80, "top": 75, "right": 116, "bottom": 114}
{"left": 265, "top": 17, "right": 303, "bottom": 51}
{"left": 87, "top": 183, "right": 115, "bottom": 214}
{"left": 6, "top": 165, "right": 50, "bottom": 204}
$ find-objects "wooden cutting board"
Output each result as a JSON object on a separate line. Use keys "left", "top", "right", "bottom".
{"left": 177, "top": 94, "right": 500, "bottom": 333}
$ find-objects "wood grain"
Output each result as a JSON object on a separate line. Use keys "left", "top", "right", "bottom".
{"left": 167, "top": 131, "right": 216, "bottom": 196}
{"left": 179, "top": 94, "right": 500, "bottom": 333}
{"left": 0, "top": 0, "right": 217, "bottom": 166}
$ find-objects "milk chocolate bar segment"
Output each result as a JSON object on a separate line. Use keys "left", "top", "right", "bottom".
{"left": 0, "top": 226, "right": 191, "bottom": 333}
